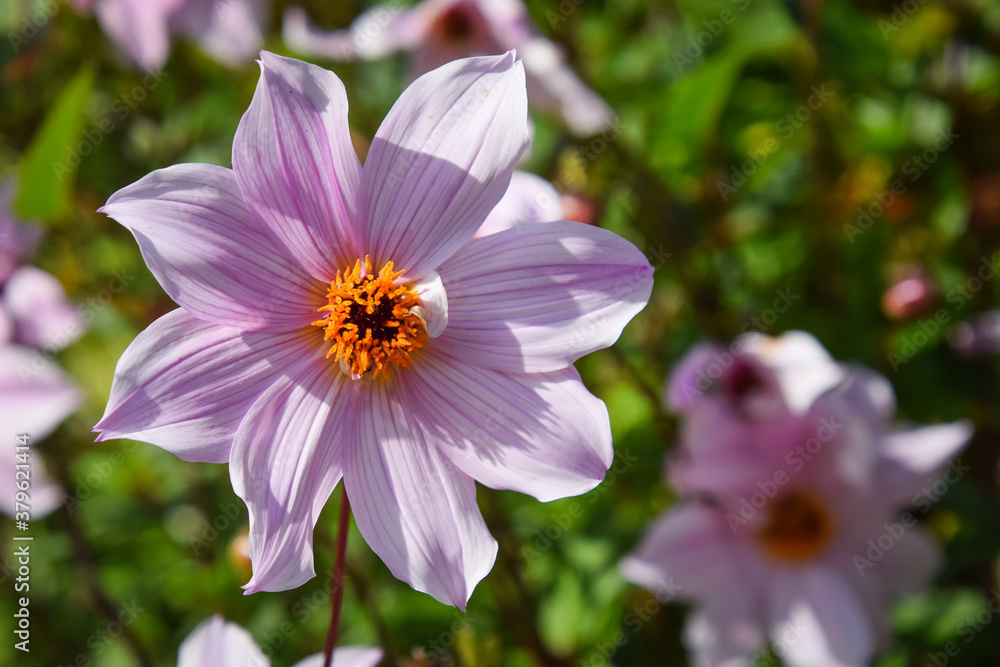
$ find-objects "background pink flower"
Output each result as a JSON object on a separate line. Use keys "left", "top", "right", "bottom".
{"left": 622, "top": 332, "right": 973, "bottom": 667}
{"left": 70, "top": 0, "right": 266, "bottom": 70}
{"left": 282, "top": 0, "right": 613, "bottom": 136}
{"left": 0, "top": 179, "right": 84, "bottom": 519}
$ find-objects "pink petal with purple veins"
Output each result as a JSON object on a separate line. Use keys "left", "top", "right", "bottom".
{"left": 95, "top": 309, "right": 315, "bottom": 463}
{"left": 401, "top": 347, "right": 612, "bottom": 501}
{"left": 233, "top": 52, "right": 363, "bottom": 280}
{"left": 435, "top": 221, "right": 653, "bottom": 373}
{"left": 232, "top": 365, "right": 356, "bottom": 594}
{"left": 345, "top": 379, "right": 497, "bottom": 609}
{"left": 101, "top": 163, "right": 320, "bottom": 331}
{"left": 360, "top": 52, "right": 528, "bottom": 279}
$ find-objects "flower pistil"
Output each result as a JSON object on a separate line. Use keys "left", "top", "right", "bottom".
{"left": 312, "top": 257, "right": 427, "bottom": 379}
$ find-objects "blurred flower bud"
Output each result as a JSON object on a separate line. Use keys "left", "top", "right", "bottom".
{"left": 227, "top": 527, "right": 253, "bottom": 583}
{"left": 882, "top": 274, "right": 937, "bottom": 320}
{"left": 559, "top": 193, "right": 595, "bottom": 225}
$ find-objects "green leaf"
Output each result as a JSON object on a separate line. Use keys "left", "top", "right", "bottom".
{"left": 16, "top": 65, "right": 95, "bottom": 220}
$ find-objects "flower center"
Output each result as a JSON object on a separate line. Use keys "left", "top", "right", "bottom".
{"left": 311, "top": 257, "right": 427, "bottom": 379}
{"left": 434, "top": 6, "right": 475, "bottom": 42}
{"left": 757, "top": 491, "right": 834, "bottom": 562}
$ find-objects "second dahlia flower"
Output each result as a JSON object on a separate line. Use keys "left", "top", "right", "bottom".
{"left": 96, "top": 51, "right": 653, "bottom": 608}
{"left": 622, "top": 332, "right": 972, "bottom": 667}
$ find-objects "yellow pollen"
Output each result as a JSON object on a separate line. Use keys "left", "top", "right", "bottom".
{"left": 757, "top": 491, "right": 835, "bottom": 562}
{"left": 311, "top": 257, "right": 427, "bottom": 379}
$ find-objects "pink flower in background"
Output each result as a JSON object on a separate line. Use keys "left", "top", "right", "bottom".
{"left": 179, "top": 615, "right": 382, "bottom": 667}
{"left": 69, "top": 0, "right": 266, "bottom": 70}
{"left": 283, "top": 0, "right": 614, "bottom": 136}
{"left": 0, "top": 181, "right": 84, "bottom": 352}
{"left": 96, "top": 52, "right": 653, "bottom": 607}
{"left": 0, "top": 180, "right": 84, "bottom": 519}
{"left": 666, "top": 331, "right": 847, "bottom": 421}
{"left": 474, "top": 170, "right": 563, "bottom": 237}
{"left": 621, "top": 332, "right": 972, "bottom": 667}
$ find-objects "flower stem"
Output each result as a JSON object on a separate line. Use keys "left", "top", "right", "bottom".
{"left": 323, "top": 487, "right": 351, "bottom": 667}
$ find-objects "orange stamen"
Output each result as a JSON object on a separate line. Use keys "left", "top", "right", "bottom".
{"left": 311, "top": 257, "right": 427, "bottom": 379}
{"left": 757, "top": 491, "right": 835, "bottom": 562}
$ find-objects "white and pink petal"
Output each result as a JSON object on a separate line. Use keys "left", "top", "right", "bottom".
{"left": 101, "top": 163, "right": 321, "bottom": 331}
{"left": 435, "top": 221, "right": 653, "bottom": 373}
{"left": 178, "top": 615, "right": 269, "bottom": 667}
{"left": 345, "top": 380, "right": 497, "bottom": 609}
{"left": 231, "top": 365, "right": 356, "bottom": 594}
{"left": 360, "top": 52, "right": 529, "bottom": 280}
{"left": 233, "top": 52, "right": 363, "bottom": 281}
{"left": 95, "top": 309, "right": 315, "bottom": 463}
{"left": 402, "top": 348, "right": 611, "bottom": 501}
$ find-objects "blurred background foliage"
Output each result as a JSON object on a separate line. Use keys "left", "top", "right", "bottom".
{"left": 1, "top": 0, "right": 1000, "bottom": 665}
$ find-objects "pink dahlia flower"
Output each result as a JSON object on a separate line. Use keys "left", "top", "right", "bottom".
{"left": 69, "top": 0, "right": 265, "bottom": 70}
{"left": 282, "top": 0, "right": 613, "bottom": 136}
{"left": 179, "top": 614, "right": 381, "bottom": 667}
{"left": 96, "top": 51, "right": 653, "bottom": 607}
{"left": 622, "top": 332, "right": 972, "bottom": 667}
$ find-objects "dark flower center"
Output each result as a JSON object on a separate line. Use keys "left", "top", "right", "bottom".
{"left": 435, "top": 6, "right": 475, "bottom": 42}
{"left": 757, "top": 491, "right": 834, "bottom": 562}
{"left": 312, "top": 257, "right": 427, "bottom": 379}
